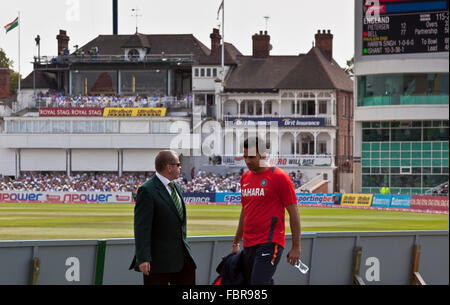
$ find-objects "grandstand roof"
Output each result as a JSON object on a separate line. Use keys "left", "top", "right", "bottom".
{"left": 224, "top": 47, "right": 353, "bottom": 92}
{"left": 78, "top": 33, "right": 211, "bottom": 61}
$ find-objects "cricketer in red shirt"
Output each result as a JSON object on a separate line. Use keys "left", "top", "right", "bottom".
{"left": 232, "top": 138, "right": 302, "bottom": 279}
{"left": 240, "top": 166, "right": 297, "bottom": 248}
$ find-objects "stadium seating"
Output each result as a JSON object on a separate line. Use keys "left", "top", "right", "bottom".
{"left": 0, "top": 171, "right": 302, "bottom": 193}
{"left": 33, "top": 90, "right": 193, "bottom": 109}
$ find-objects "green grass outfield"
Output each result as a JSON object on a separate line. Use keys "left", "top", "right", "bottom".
{"left": 0, "top": 203, "right": 448, "bottom": 241}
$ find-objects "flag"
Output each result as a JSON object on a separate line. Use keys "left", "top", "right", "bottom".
{"left": 217, "top": 0, "right": 224, "bottom": 19}
{"left": 4, "top": 17, "right": 18, "bottom": 34}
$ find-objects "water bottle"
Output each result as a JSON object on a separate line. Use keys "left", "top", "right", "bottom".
{"left": 287, "top": 254, "right": 309, "bottom": 274}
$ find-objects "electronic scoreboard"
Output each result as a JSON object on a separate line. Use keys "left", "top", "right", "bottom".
{"left": 362, "top": 0, "right": 449, "bottom": 55}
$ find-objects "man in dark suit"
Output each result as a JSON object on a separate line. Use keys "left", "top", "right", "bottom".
{"left": 129, "top": 150, "right": 196, "bottom": 285}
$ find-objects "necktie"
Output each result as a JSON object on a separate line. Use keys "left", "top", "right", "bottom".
{"left": 168, "top": 182, "right": 183, "bottom": 220}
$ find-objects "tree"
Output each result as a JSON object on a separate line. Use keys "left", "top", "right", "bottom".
{"left": 0, "top": 48, "right": 21, "bottom": 95}
{"left": 9, "top": 70, "right": 21, "bottom": 95}
{"left": 344, "top": 56, "right": 354, "bottom": 79}
{"left": 0, "top": 48, "right": 14, "bottom": 69}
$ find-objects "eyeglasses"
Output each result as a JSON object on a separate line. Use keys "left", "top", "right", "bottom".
{"left": 170, "top": 163, "right": 181, "bottom": 167}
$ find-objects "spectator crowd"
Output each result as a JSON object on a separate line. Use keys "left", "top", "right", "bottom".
{"left": 34, "top": 90, "right": 192, "bottom": 109}
{"left": 0, "top": 170, "right": 302, "bottom": 194}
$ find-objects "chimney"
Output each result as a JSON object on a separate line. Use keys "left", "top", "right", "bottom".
{"left": 315, "top": 29, "right": 333, "bottom": 60}
{"left": 210, "top": 28, "right": 221, "bottom": 52}
{"left": 0, "top": 68, "right": 10, "bottom": 99}
{"left": 57, "top": 30, "right": 70, "bottom": 55}
{"left": 252, "top": 30, "right": 271, "bottom": 59}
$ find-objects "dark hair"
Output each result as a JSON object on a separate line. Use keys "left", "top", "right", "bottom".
{"left": 243, "top": 137, "right": 266, "bottom": 155}
{"left": 155, "top": 150, "right": 178, "bottom": 172}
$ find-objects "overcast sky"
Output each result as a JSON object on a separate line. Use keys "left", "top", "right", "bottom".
{"left": 1, "top": 0, "right": 355, "bottom": 78}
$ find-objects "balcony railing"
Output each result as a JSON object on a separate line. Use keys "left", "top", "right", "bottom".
{"left": 224, "top": 114, "right": 334, "bottom": 126}
{"left": 222, "top": 154, "right": 333, "bottom": 167}
{"left": 35, "top": 54, "right": 195, "bottom": 65}
{"left": 32, "top": 96, "right": 191, "bottom": 109}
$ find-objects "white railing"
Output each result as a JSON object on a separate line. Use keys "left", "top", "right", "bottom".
{"left": 222, "top": 155, "right": 333, "bottom": 167}
{"left": 298, "top": 173, "right": 325, "bottom": 192}
{"left": 36, "top": 54, "right": 195, "bottom": 65}
{"left": 224, "top": 114, "right": 333, "bottom": 126}
{"left": 32, "top": 96, "right": 192, "bottom": 110}
{"left": 425, "top": 181, "right": 449, "bottom": 196}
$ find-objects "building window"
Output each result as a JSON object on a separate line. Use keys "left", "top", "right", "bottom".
{"left": 212, "top": 68, "right": 217, "bottom": 77}
{"left": 318, "top": 142, "right": 327, "bottom": 154}
{"left": 319, "top": 101, "right": 327, "bottom": 114}
{"left": 195, "top": 94, "right": 206, "bottom": 106}
{"left": 194, "top": 68, "right": 199, "bottom": 77}
{"left": 200, "top": 69, "right": 205, "bottom": 77}
{"left": 206, "top": 68, "right": 211, "bottom": 77}
{"left": 358, "top": 73, "right": 449, "bottom": 106}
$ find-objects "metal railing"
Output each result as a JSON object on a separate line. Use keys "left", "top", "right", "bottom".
{"left": 222, "top": 155, "right": 333, "bottom": 167}
{"left": 35, "top": 53, "right": 195, "bottom": 65}
{"left": 425, "top": 181, "right": 449, "bottom": 196}
{"left": 223, "top": 114, "right": 333, "bottom": 126}
{"left": 31, "top": 97, "right": 192, "bottom": 110}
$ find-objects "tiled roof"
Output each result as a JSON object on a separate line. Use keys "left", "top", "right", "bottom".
{"left": 224, "top": 47, "right": 353, "bottom": 92}
{"left": 277, "top": 47, "right": 353, "bottom": 92}
{"left": 224, "top": 56, "right": 304, "bottom": 92}
{"left": 21, "top": 71, "right": 58, "bottom": 89}
{"left": 199, "top": 43, "right": 242, "bottom": 65}
{"left": 78, "top": 33, "right": 211, "bottom": 61}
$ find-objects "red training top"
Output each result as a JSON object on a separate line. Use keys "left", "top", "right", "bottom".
{"left": 240, "top": 167, "right": 298, "bottom": 248}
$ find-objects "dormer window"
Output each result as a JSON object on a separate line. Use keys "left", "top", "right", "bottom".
{"left": 128, "top": 49, "right": 140, "bottom": 61}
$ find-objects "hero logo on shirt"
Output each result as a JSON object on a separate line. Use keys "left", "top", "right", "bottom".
{"left": 260, "top": 179, "right": 268, "bottom": 187}
{"left": 241, "top": 188, "right": 265, "bottom": 197}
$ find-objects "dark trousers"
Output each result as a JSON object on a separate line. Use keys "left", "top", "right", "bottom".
{"left": 243, "top": 242, "right": 284, "bottom": 285}
{"left": 143, "top": 252, "right": 196, "bottom": 285}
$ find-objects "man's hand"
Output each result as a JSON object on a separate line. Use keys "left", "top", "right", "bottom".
{"left": 231, "top": 243, "right": 240, "bottom": 254}
{"left": 287, "top": 247, "right": 301, "bottom": 266}
{"left": 139, "top": 262, "right": 151, "bottom": 276}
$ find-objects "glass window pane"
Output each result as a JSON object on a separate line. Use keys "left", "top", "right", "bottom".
{"left": 432, "top": 142, "right": 442, "bottom": 150}
{"left": 422, "top": 142, "right": 431, "bottom": 150}
{"left": 412, "top": 159, "right": 421, "bottom": 166}
{"left": 391, "top": 143, "right": 400, "bottom": 151}
{"left": 391, "top": 159, "right": 400, "bottom": 166}
{"left": 391, "top": 151, "right": 400, "bottom": 158}
{"left": 363, "top": 129, "right": 389, "bottom": 142}
{"left": 401, "top": 143, "right": 411, "bottom": 150}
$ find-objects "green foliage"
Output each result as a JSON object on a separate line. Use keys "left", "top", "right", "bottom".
{"left": 0, "top": 48, "right": 21, "bottom": 94}
{"left": 0, "top": 48, "right": 13, "bottom": 69}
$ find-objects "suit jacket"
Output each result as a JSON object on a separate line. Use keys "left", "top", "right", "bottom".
{"left": 213, "top": 251, "right": 245, "bottom": 285}
{"left": 129, "top": 175, "right": 196, "bottom": 273}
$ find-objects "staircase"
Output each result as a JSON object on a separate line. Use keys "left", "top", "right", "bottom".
{"left": 425, "top": 181, "right": 449, "bottom": 196}
{"left": 297, "top": 173, "right": 328, "bottom": 193}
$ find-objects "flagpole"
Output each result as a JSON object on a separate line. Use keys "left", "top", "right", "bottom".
{"left": 221, "top": 0, "right": 225, "bottom": 85}
{"left": 18, "top": 11, "right": 21, "bottom": 98}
